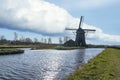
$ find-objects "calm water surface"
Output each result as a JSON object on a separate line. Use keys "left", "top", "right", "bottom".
{"left": 0, "top": 48, "right": 104, "bottom": 80}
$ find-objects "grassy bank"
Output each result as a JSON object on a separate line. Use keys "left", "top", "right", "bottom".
{"left": 31, "top": 44, "right": 58, "bottom": 49}
{"left": 55, "top": 46, "right": 85, "bottom": 50}
{"left": 0, "top": 48, "right": 24, "bottom": 55}
{"left": 66, "top": 48, "right": 120, "bottom": 80}
{"left": 0, "top": 44, "right": 58, "bottom": 49}
{"left": 0, "top": 44, "right": 33, "bottom": 48}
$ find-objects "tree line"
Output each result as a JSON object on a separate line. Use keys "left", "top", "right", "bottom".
{"left": 0, "top": 32, "right": 70, "bottom": 45}
{"left": 0, "top": 32, "right": 52, "bottom": 45}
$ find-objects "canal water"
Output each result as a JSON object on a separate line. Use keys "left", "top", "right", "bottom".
{"left": 0, "top": 48, "right": 104, "bottom": 80}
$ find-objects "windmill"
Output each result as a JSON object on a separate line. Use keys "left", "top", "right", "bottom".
{"left": 65, "top": 16, "right": 96, "bottom": 47}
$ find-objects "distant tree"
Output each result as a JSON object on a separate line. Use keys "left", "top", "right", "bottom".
{"left": 14, "top": 32, "right": 18, "bottom": 41}
{"left": 41, "top": 38, "right": 44, "bottom": 43}
{"left": 0, "top": 35, "right": 5, "bottom": 40}
{"left": 0, "top": 35, "right": 7, "bottom": 44}
{"left": 19, "top": 35, "right": 25, "bottom": 42}
{"left": 34, "top": 38, "right": 38, "bottom": 43}
{"left": 25, "top": 37, "right": 33, "bottom": 44}
{"left": 48, "top": 37, "right": 52, "bottom": 44}
{"left": 59, "top": 37, "right": 63, "bottom": 45}
{"left": 44, "top": 39, "right": 47, "bottom": 44}
{"left": 64, "top": 36, "right": 69, "bottom": 43}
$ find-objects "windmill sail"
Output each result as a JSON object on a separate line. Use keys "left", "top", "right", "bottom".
{"left": 79, "top": 16, "right": 83, "bottom": 28}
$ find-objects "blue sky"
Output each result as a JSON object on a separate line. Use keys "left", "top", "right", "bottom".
{"left": 0, "top": 0, "right": 120, "bottom": 45}
{"left": 47, "top": 0, "right": 120, "bottom": 35}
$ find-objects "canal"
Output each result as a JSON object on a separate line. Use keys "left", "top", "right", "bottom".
{"left": 0, "top": 48, "right": 104, "bottom": 80}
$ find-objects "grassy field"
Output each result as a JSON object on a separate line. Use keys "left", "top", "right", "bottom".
{"left": 31, "top": 44, "right": 58, "bottom": 49}
{"left": 0, "top": 44, "right": 33, "bottom": 48}
{"left": 66, "top": 48, "right": 120, "bottom": 80}
{"left": 0, "top": 44, "right": 58, "bottom": 49}
{"left": 55, "top": 46, "right": 85, "bottom": 50}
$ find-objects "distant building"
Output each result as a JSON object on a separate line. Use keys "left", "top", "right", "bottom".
{"left": 64, "top": 39, "right": 75, "bottom": 47}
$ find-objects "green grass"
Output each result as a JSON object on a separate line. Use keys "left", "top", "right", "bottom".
{"left": 65, "top": 48, "right": 120, "bottom": 80}
{"left": 0, "top": 48, "right": 24, "bottom": 55}
{"left": 31, "top": 44, "right": 58, "bottom": 49}
{"left": 55, "top": 46, "right": 85, "bottom": 50}
{"left": 0, "top": 44, "right": 58, "bottom": 49}
{"left": 0, "top": 44, "right": 33, "bottom": 48}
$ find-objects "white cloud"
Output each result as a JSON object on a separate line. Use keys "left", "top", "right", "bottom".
{"left": 0, "top": 0, "right": 74, "bottom": 34}
{"left": 82, "top": 24, "right": 120, "bottom": 43}
{"left": 0, "top": 0, "right": 120, "bottom": 44}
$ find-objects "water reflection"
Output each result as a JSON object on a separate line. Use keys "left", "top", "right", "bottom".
{"left": 0, "top": 48, "right": 104, "bottom": 80}
{"left": 42, "top": 52, "right": 61, "bottom": 80}
{"left": 75, "top": 49, "right": 85, "bottom": 65}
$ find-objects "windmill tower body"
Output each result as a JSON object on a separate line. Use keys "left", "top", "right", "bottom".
{"left": 75, "top": 27, "right": 86, "bottom": 46}
{"left": 75, "top": 16, "right": 86, "bottom": 46}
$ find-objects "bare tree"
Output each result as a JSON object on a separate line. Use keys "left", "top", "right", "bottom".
{"left": 48, "top": 37, "right": 52, "bottom": 44}
{"left": 0, "top": 35, "right": 7, "bottom": 44}
{"left": 19, "top": 35, "right": 25, "bottom": 42}
{"left": 44, "top": 39, "right": 47, "bottom": 44}
{"left": 25, "top": 37, "right": 32, "bottom": 43}
{"left": 14, "top": 32, "right": 18, "bottom": 41}
{"left": 59, "top": 37, "right": 63, "bottom": 45}
{"left": 64, "top": 36, "right": 69, "bottom": 43}
{"left": 0, "top": 35, "right": 5, "bottom": 40}
{"left": 34, "top": 38, "right": 38, "bottom": 43}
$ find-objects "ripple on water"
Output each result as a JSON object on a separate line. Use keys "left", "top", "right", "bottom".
{"left": 0, "top": 48, "right": 104, "bottom": 80}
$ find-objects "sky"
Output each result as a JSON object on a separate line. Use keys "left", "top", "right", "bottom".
{"left": 0, "top": 0, "right": 120, "bottom": 45}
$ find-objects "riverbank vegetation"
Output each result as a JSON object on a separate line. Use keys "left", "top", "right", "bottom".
{"left": 0, "top": 44, "right": 57, "bottom": 48}
{"left": 0, "top": 44, "right": 32, "bottom": 48}
{"left": 0, "top": 48, "right": 24, "bottom": 55}
{"left": 31, "top": 44, "right": 58, "bottom": 49}
{"left": 66, "top": 48, "right": 120, "bottom": 80}
{"left": 55, "top": 46, "right": 85, "bottom": 50}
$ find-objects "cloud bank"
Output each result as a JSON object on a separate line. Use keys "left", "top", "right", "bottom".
{"left": 0, "top": 0, "right": 73, "bottom": 34}
{"left": 0, "top": 0, "right": 120, "bottom": 43}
